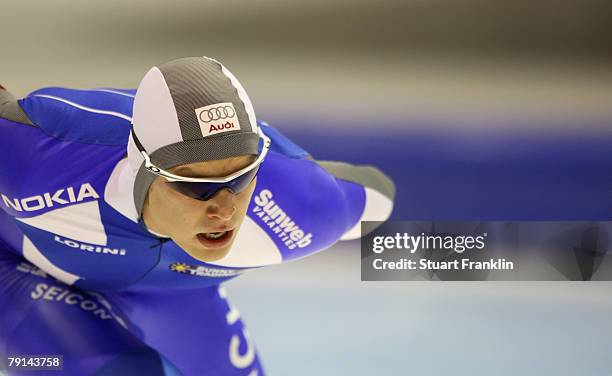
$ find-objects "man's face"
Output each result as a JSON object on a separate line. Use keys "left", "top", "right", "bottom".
{"left": 142, "top": 155, "right": 258, "bottom": 262}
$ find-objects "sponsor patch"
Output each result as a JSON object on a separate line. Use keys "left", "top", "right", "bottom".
{"left": 1, "top": 183, "right": 99, "bottom": 213}
{"left": 195, "top": 102, "right": 241, "bottom": 137}
{"left": 252, "top": 189, "right": 313, "bottom": 250}
{"left": 30, "top": 283, "right": 128, "bottom": 328}
{"left": 169, "top": 262, "right": 246, "bottom": 278}
{"left": 54, "top": 236, "right": 127, "bottom": 256}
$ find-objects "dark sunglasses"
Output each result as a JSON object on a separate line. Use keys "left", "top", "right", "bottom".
{"left": 131, "top": 127, "right": 271, "bottom": 201}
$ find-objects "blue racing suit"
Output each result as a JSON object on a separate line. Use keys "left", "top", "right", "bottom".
{"left": 0, "top": 87, "right": 395, "bottom": 375}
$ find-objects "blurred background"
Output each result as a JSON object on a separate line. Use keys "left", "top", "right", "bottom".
{"left": 3, "top": 0, "right": 612, "bottom": 374}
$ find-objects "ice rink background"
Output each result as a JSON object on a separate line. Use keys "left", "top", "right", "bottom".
{"left": 3, "top": 1, "right": 612, "bottom": 374}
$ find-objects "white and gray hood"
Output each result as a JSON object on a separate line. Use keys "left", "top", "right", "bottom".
{"left": 126, "top": 56, "right": 260, "bottom": 218}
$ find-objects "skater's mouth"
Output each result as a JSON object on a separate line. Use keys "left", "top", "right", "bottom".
{"left": 196, "top": 229, "right": 234, "bottom": 249}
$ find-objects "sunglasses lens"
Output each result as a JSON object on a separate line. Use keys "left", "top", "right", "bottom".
{"left": 166, "top": 165, "right": 260, "bottom": 201}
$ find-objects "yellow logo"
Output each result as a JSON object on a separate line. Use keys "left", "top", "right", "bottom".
{"left": 170, "top": 262, "right": 189, "bottom": 273}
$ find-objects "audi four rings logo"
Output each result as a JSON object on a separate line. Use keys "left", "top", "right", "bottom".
{"left": 195, "top": 102, "right": 242, "bottom": 136}
{"left": 198, "top": 105, "right": 236, "bottom": 123}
